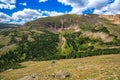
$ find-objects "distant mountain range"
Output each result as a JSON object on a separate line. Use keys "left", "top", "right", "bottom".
{"left": 0, "top": 23, "right": 20, "bottom": 29}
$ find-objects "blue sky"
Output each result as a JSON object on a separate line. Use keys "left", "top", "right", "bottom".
{"left": 0, "top": 0, "right": 120, "bottom": 24}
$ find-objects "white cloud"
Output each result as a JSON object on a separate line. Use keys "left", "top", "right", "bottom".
{"left": 19, "top": 2, "right": 27, "bottom": 6}
{"left": 42, "top": 11, "right": 66, "bottom": 16}
{"left": 87, "top": 0, "right": 109, "bottom": 9}
{"left": 0, "top": 0, "right": 16, "bottom": 9}
{"left": 12, "top": 8, "right": 42, "bottom": 22}
{"left": 94, "top": 10, "right": 104, "bottom": 14}
{"left": 107, "top": 0, "right": 120, "bottom": 14}
{"left": 0, "top": 12, "right": 11, "bottom": 23}
{"left": 39, "top": 0, "right": 48, "bottom": 3}
{"left": 58, "top": 0, "right": 120, "bottom": 14}
{"left": 10, "top": 9, "right": 66, "bottom": 24}
{"left": 58, "top": 0, "right": 88, "bottom": 7}
{"left": 0, "top": 0, "right": 16, "bottom": 4}
{"left": 9, "top": 20, "right": 26, "bottom": 24}
{"left": 49, "top": 11, "right": 65, "bottom": 16}
{"left": 0, "top": 8, "right": 66, "bottom": 24}
{"left": 93, "top": 0, "right": 120, "bottom": 15}
{"left": 58, "top": 0, "right": 89, "bottom": 14}
{"left": 58, "top": 0, "right": 88, "bottom": 14}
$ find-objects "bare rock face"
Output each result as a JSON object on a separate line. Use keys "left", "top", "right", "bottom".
{"left": 81, "top": 31, "right": 114, "bottom": 42}
{"left": 100, "top": 14, "right": 120, "bottom": 24}
{"left": 114, "top": 14, "right": 120, "bottom": 24}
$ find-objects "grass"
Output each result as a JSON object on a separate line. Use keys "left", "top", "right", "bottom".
{"left": 0, "top": 54, "right": 120, "bottom": 80}
{"left": 0, "top": 44, "right": 17, "bottom": 56}
{"left": 102, "top": 19, "right": 120, "bottom": 39}
{"left": 106, "top": 25, "right": 120, "bottom": 39}
{"left": 0, "top": 35, "right": 11, "bottom": 45}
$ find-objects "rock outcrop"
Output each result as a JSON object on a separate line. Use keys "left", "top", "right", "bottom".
{"left": 100, "top": 14, "right": 120, "bottom": 24}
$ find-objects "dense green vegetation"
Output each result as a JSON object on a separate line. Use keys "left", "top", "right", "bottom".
{"left": 66, "top": 48, "right": 120, "bottom": 58}
{"left": 0, "top": 45, "right": 4, "bottom": 48}
{"left": 64, "top": 32, "right": 94, "bottom": 52}
{"left": 62, "top": 31, "right": 119, "bottom": 53}
{"left": 0, "top": 30, "right": 59, "bottom": 72}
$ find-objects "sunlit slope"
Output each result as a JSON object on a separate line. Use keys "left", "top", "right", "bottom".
{"left": 0, "top": 54, "right": 120, "bottom": 80}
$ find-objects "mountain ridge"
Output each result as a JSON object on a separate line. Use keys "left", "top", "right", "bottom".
{"left": 24, "top": 14, "right": 120, "bottom": 32}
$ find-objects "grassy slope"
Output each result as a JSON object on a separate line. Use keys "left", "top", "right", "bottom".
{"left": 0, "top": 54, "right": 120, "bottom": 80}
{"left": 102, "top": 19, "right": 120, "bottom": 39}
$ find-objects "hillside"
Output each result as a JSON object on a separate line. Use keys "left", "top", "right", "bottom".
{"left": 0, "top": 54, "right": 120, "bottom": 80}
{"left": 25, "top": 14, "right": 120, "bottom": 39}
{"left": 0, "top": 23, "right": 20, "bottom": 29}
{"left": 0, "top": 14, "right": 120, "bottom": 72}
{"left": 100, "top": 14, "right": 120, "bottom": 24}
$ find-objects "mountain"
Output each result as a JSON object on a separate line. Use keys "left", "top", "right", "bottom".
{"left": 100, "top": 14, "right": 120, "bottom": 24}
{"left": 0, "top": 14, "right": 120, "bottom": 72}
{"left": 0, "top": 23, "right": 20, "bottom": 29}
{"left": 24, "top": 14, "right": 120, "bottom": 39}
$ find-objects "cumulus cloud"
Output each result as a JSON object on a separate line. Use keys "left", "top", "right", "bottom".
{"left": 107, "top": 0, "right": 120, "bottom": 14}
{"left": 58, "top": 0, "right": 88, "bottom": 7}
{"left": 87, "top": 0, "right": 109, "bottom": 9}
{"left": 39, "top": 0, "right": 48, "bottom": 3}
{"left": 0, "top": 8, "right": 66, "bottom": 24}
{"left": 0, "top": 12, "right": 11, "bottom": 23}
{"left": 48, "top": 11, "right": 65, "bottom": 16}
{"left": 58, "top": 0, "right": 120, "bottom": 14}
{"left": 11, "top": 8, "right": 66, "bottom": 24}
{"left": 93, "top": 0, "right": 120, "bottom": 14}
{"left": 12, "top": 8, "right": 42, "bottom": 22}
{"left": 0, "top": 0, "right": 16, "bottom": 9}
{"left": 58, "top": 0, "right": 87, "bottom": 14}
{"left": 19, "top": 2, "right": 27, "bottom": 6}
{"left": 42, "top": 11, "right": 66, "bottom": 16}
{"left": 9, "top": 20, "right": 26, "bottom": 24}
